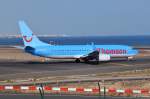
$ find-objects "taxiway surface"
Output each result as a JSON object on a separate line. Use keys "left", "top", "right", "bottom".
{"left": 0, "top": 47, "right": 150, "bottom": 80}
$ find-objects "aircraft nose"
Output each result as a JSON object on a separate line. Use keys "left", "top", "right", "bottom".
{"left": 133, "top": 49, "right": 139, "bottom": 54}
{"left": 128, "top": 49, "right": 139, "bottom": 55}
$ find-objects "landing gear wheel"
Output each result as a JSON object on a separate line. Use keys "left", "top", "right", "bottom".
{"left": 95, "top": 57, "right": 99, "bottom": 64}
{"left": 75, "top": 59, "right": 80, "bottom": 63}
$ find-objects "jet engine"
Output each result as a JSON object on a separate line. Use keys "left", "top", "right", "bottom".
{"left": 99, "top": 54, "right": 110, "bottom": 61}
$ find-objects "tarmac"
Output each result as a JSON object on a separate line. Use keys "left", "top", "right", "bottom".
{"left": 0, "top": 47, "right": 150, "bottom": 80}
{"left": 0, "top": 94, "right": 147, "bottom": 99}
{"left": 0, "top": 47, "right": 150, "bottom": 98}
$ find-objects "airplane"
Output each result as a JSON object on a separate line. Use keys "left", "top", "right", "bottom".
{"left": 17, "top": 21, "right": 138, "bottom": 64}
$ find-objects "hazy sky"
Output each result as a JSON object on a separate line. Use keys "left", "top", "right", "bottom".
{"left": 0, "top": 0, "right": 150, "bottom": 36}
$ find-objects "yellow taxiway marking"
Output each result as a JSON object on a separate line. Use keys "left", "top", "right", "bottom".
{"left": 131, "top": 63, "right": 150, "bottom": 66}
{"left": 108, "top": 63, "right": 131, "bottom": 66}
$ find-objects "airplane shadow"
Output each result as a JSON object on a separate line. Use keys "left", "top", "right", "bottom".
{"left": 18, "top": 59, "right": 137, "bottom": 65}
{"left": 25, "top": 61, "right": 77, "bottom": 64}
{"left": 24, "top": 61, "right": 105, "bottom": 65}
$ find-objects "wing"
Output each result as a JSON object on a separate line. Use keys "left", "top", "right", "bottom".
{"left": 80, "top": 50, "right": 99, "bottom": 60}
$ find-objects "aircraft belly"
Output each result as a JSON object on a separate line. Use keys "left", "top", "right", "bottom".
{"left": 47, "top": 55, "right": 77, "bottom": 59}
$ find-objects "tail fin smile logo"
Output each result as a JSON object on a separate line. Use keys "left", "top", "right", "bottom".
{"left": 23, "top": 36, "right": 32, "bottom": 42}
{"left": 19, "top": 21, "right": 49, "bottom": 47}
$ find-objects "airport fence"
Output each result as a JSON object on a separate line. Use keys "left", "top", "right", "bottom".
{"left": 0, "top": 85, "right": 149, "bottom": 97}
{"left": 1, "top": 76, "right": 150, "bottom": 97}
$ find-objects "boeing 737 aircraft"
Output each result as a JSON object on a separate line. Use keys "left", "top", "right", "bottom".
{"left": 18, "top": 21, "right": 138, "bottom": 64}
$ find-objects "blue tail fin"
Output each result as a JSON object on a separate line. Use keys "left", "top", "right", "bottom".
{"left": 18, "top": 21, "right": 49, "bottom": 47}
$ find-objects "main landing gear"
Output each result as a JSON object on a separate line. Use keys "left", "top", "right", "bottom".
{"left": 75, "top": 59, "right": 80, "bottom": 63}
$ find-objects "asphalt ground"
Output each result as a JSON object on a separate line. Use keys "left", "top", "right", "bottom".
{"left": 0, "top": 47, "right": 150, "bottom": 80}
{"left": 0, "top": 94, "right": 147, "bottom": 99}
{"left": 0, "top": 57, "right": 150, "bottom": 80}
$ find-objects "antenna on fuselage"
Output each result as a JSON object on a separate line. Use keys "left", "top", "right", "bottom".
{"left": 91, "top": 42, "right": 96, "bottom": 50}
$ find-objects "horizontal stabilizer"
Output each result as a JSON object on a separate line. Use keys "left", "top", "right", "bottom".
{"left": 13, "top": 46, "right": 24, "bottom": 49}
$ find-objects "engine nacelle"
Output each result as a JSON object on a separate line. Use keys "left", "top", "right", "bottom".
{"left": 99, "top": 54, "right": 111, "bottom": 61}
